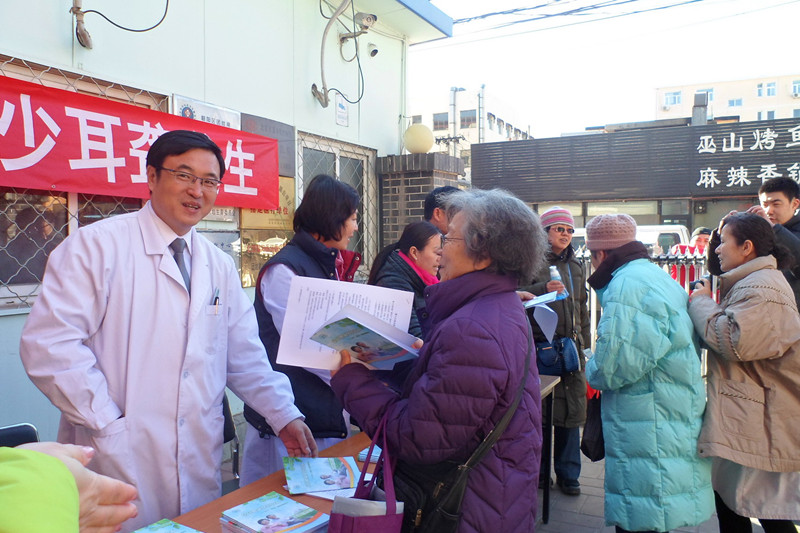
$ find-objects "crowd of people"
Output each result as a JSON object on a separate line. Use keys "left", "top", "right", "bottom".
{"left": 3, "top": 130, "right": 799, "bottom": 533}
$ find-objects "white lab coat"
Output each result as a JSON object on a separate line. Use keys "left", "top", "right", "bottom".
{"left": 20, "top": 202, "right": 302, "bottom": 531}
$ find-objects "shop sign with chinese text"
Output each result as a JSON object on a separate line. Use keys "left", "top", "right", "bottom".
{"left": 692, "top": 120, "right": 800, "bottom": 194}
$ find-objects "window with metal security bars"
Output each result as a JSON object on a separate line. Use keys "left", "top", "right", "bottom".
{"left": 0, "top": 55, "right": 166, "bottom": 308}
{"left": 239, "top": 132, "right": 378, "bottom": 286}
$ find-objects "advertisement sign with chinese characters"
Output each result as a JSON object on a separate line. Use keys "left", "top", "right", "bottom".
{"left": 693, "top": 121, "right": 800, "bottom": 195}
{"left": 241, "top": 176, "right": 295, "bottom": 230}
{"left": 0, "top": 76, "right": 278, "bottom": 209}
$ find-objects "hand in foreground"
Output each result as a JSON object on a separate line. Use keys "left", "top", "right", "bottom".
{"left": 18, "top": 442, "right": 138, "bottom": 533}
{"left": 545, "top": 281, "right": 565, "bottom": 293}
{"left": 690, "top": 277, "right": 712, "bottom": 299}
{"left": 332, "top": 337, "right": 424, "bottom": 377}
{"left": 516, "top": 290, "right": 535, "bottom": 302}
{"left": 278, "top": 418, "right": 317, "bottom": 458}
{"left": 745, "top": 205, "right": 773, "bottom": 226}
{"left": 719, "top": 210, "right": 739, "bottom": 232}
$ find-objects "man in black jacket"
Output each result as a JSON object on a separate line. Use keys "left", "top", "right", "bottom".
{"left": 748, "top": 177, "right": 800, "bottom": 310}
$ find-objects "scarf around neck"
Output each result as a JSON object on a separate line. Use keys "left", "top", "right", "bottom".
{"left": 398, "top": 250, "right": 440, "bottom": 286}
{"left": 587, "top": 241, "right": 650, "bottom": 290}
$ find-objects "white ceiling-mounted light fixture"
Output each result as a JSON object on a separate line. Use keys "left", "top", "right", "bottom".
{"left": 70, "top": 0, "right": 93, "bottom": 49}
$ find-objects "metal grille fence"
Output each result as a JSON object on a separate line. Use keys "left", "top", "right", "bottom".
{"left": 0, "top": 55, "right": 166, "bottom": 308}
{"left": 297, "top": 131, "right": 379, "bottom": 282}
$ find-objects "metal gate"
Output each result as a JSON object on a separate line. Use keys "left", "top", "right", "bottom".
{"left": 297, "top": 131, "right": 378, "bottom": 282}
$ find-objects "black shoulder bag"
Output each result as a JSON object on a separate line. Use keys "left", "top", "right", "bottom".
{"left": 390, "top": 324, "right": 533, "bottom": 533}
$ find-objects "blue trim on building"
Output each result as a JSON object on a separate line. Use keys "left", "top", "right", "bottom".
{"left": 396, "top": 0, "right": 453, "bottom": 37}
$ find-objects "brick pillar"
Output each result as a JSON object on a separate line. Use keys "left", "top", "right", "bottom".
{"left": 376, "top": 153, "right": 464, "bottom": 247}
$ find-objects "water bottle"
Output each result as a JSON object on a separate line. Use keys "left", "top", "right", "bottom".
{"left": 549, "top": 265, "right": 569, "bottom": 300}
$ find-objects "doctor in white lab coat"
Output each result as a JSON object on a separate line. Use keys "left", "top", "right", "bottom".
{"left": 20, "top": 130, "right": 316, "bottom": 532}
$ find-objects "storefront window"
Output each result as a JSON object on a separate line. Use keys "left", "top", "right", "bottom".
{"left": 0, "top": 188, "right": 144, "bottom": 308}
{"left": 239, "top": 229, "right": 293, "bottom": 288}
{"left": 0, "top": 188, "right": 68, "bottom": 307}
{"left": 78, "top": 195, "right": 142, "bottom": 226}
{"left": 661, "top": 199, "right": 689, "bottom": 216}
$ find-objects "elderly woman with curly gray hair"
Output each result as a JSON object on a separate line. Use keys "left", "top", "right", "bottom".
{"left": 331, "top": 189, "right": 547, "bottom": 533}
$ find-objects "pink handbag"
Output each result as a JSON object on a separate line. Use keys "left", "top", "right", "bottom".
{"left": 327, "top": 414, "right": 403, "bottom": 533}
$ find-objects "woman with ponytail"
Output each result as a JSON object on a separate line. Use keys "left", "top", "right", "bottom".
{"left": 368, "top": 221, "right": 441, "bottom": 338}
{"left": 689, "top": 212, "right": 800, "bottom": 533}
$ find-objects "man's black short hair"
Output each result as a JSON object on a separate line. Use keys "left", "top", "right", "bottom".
{"left": 294, "top": 174, "right": 359, "bottom": 241}
{"left": 146, "top": 130, "right": 226, "bottom": 180}
{"left": 423, "top": 186, "right": 459, "bottom": 221}
{"left": 759, "top": 177, "right": 800, "bottom": 201}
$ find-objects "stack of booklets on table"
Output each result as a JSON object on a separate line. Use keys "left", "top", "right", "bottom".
{"left": 132, "top": 519, "right": 202, "bottom": 532}
{"left": 220, "top": 491, "right": 328, "bottom": 533}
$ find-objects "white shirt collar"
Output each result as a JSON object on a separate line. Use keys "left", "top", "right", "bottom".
{"left": 143, "top": 201, "right": 194, "bottom": 255}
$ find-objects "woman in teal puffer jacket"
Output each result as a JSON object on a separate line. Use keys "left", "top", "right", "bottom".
{"left": 583, "top": 213, "right": 714, "bottom": 533}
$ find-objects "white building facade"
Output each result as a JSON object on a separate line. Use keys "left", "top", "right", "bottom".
{"left": 657, "top": 74, "right": 800, "bottom": 122}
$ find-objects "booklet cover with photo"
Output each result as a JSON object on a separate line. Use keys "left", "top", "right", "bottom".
{"left": 133, "top": 519, "right": 202, "bottom": 532}
{"left": 283, "top": 456, "right": 360, "bottom": 494}
{"left": 220, "top": 491, "right": 328, "bottom": 533}
{"left": 310, "top": 304, "right": 419, "bottom": 370}
{"left": 275, "top": 277, "right": 414, "bottom": 371}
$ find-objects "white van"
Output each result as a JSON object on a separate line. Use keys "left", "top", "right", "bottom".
{"left": 571, "top": 224, "right": 689, "bottom": 256}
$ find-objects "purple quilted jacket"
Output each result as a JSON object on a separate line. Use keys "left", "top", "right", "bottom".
{"left": 331, "top": 270, "right": 542, "bottom": 533}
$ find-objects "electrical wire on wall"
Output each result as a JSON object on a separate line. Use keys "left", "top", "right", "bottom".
{"left": 83, "top": 0, "right": 170, "bottom": 32}
{"left": 70, "top": 0, "right": 170, "bottom": 49}
{"left": 328, "top": 0, "right": 365, "bottom": 103}
{"left": 312, "top": 0, "right": 367, "bottom": 107}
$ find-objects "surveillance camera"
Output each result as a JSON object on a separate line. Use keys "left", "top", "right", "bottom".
{"left": 367, "top": 43, "right": 378, "bottom": 58}
{"left": 354, "top": 12, "right": 377, "bottom": 29}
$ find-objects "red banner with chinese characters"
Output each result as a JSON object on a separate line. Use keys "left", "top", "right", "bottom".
{"left": 0, "top": 75, "right": 278, "bottom": 209}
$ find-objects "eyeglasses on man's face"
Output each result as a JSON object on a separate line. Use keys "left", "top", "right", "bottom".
{"left": 160, "top": 167, "right": 222, "bottom": 192}
{"left": 550, "top": 226, "right": 575, "bottom": 234}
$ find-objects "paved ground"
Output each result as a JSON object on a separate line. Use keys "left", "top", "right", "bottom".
{"left": 536, "top": 451, "right": 787, "bottom": 533}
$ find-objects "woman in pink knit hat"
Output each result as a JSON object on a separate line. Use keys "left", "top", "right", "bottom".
{"left": 520, "top": 206, "right": 590, "bottom": 496}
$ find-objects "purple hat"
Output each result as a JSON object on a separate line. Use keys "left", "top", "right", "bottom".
{"left": 539, "top": 207, "right": 574, "bottom": 228}
{"left": 586, "top": 214, "right": 637, "bottom": 251}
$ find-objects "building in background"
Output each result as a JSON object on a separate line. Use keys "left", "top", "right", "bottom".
{"left": 656, "top": 74, "right": 800, "bottom": 122}
{"left": 408, "top": 86, "right": 532, "bottom": 182}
